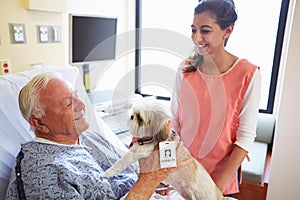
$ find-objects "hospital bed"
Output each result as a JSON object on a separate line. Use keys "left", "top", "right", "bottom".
{"left": 0, "top": 65, "right": 183, "bottom": 200}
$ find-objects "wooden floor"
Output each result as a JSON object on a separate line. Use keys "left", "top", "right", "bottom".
{"left": 233, "top": 150, "right": 272, "bottom": 200}
{"left": 233, "top": 182, "right": 268, "bottom": 200}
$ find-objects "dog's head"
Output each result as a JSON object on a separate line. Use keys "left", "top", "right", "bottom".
{"left": 129, "top": 99, "right": 171, "bottom": 142}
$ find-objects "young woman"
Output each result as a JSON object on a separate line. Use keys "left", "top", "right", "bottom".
{"left": 171, "top": 0, "right": 261, "bottom": 196}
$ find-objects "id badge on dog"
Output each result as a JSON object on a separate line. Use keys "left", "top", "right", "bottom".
{"left": 159, "top": 141, "right": 177, "bottom": 169}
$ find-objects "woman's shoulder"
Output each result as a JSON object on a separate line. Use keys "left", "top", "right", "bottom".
{"left": 237, "top": 58, "right": 260, "bottom": 69}
{"left": 225, "top": 58, "right": 260, "bottom": 78}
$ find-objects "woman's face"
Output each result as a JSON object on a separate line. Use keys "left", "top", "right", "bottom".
{"left": 191, "top": 11, "right": 230, "bottom": 56}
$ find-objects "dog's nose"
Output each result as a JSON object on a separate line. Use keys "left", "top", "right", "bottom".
{"left": 130, "top": 115, "right": 134, "bottom": 120}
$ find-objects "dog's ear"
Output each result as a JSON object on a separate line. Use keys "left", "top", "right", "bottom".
{"left": 155, "top": 123, "right": 170, "bottom": 142}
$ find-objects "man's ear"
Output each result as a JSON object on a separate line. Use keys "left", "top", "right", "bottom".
{"left": 29, "top": 116, "right": 49, "bottom": 133}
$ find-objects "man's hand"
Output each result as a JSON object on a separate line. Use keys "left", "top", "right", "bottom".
{"left": 125, "top": 146, "right": 176, "bottom": 200}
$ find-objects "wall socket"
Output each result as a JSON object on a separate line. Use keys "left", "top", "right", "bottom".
{"left": 51, "top": 26, "right": 61, "bottom": 42}
{"left": 0, "top": 59, "right": 12, "bottom": 75}
{"left": 38, "top": 25, "right": 50, "bottom": 43}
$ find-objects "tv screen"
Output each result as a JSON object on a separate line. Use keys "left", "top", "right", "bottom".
{"left": 70, "top": 14, "right": 117, "bottom": 64}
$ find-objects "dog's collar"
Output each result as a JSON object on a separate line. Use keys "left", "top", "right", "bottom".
{"left": 129, "top": 136, "right": 153, "bottom": 148}
{"left": 129, "top": 130, "right": 178, "bottom": 148}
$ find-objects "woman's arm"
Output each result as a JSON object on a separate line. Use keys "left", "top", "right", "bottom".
{"left": 235, "top": 69, "right": 262, "bottom": 151}
{"left": 216, "top": 69, "right": 261, "bottom": 192}
{"left": 215, "top": 145, "right": 247, "bottom": 192}
{"left": 170, "top": 66, "right": 184, "bottom": 133}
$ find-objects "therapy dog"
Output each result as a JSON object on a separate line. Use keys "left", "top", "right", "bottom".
{"left": 102, "top": 99, "right": 225, "bottom": 200}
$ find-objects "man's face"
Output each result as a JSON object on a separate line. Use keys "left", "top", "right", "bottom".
{"left": 38, "top": 79, "right": 89, "bottom": 142}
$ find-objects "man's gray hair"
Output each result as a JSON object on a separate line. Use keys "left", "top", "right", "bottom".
{"left": 18, "top": 72, "right": 62, "bottom": 122}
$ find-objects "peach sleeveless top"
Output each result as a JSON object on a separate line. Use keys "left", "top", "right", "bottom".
{"left": 177, "top": 59, "right": 258, "bottom": 194}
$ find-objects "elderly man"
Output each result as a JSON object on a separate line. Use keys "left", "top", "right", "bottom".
{"left": 5, "top": 72, "right": 138, "bottom": 199}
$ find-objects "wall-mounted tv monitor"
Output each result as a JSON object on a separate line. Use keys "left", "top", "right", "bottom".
{"left": 70, "top": 14, "right": 117, "bottom": 64}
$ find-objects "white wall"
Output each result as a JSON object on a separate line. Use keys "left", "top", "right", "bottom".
{"left": 0, "top": 0, "right": 65, "bottom": 71}
{"left": 0, "top": 0, "right": 135, "bottom": 93}
{"left": 267, "top": 0, "right": 300, "bottom": 199}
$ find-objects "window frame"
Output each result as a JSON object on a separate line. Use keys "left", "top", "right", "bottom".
{"left": 135, "top": 0, "right": 290, "bottom": 114}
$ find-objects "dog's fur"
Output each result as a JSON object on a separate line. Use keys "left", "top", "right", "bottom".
{"left": 102, "top": 99, "right": 225, "bottom": 200}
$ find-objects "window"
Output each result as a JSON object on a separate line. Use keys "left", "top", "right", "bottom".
{"left": 136, "top": 0, "right": 290, "bottom": 114}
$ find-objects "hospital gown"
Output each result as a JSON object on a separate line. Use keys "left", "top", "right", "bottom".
{"left": 5, "top": 131, "right": 138, "bottom": 199}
